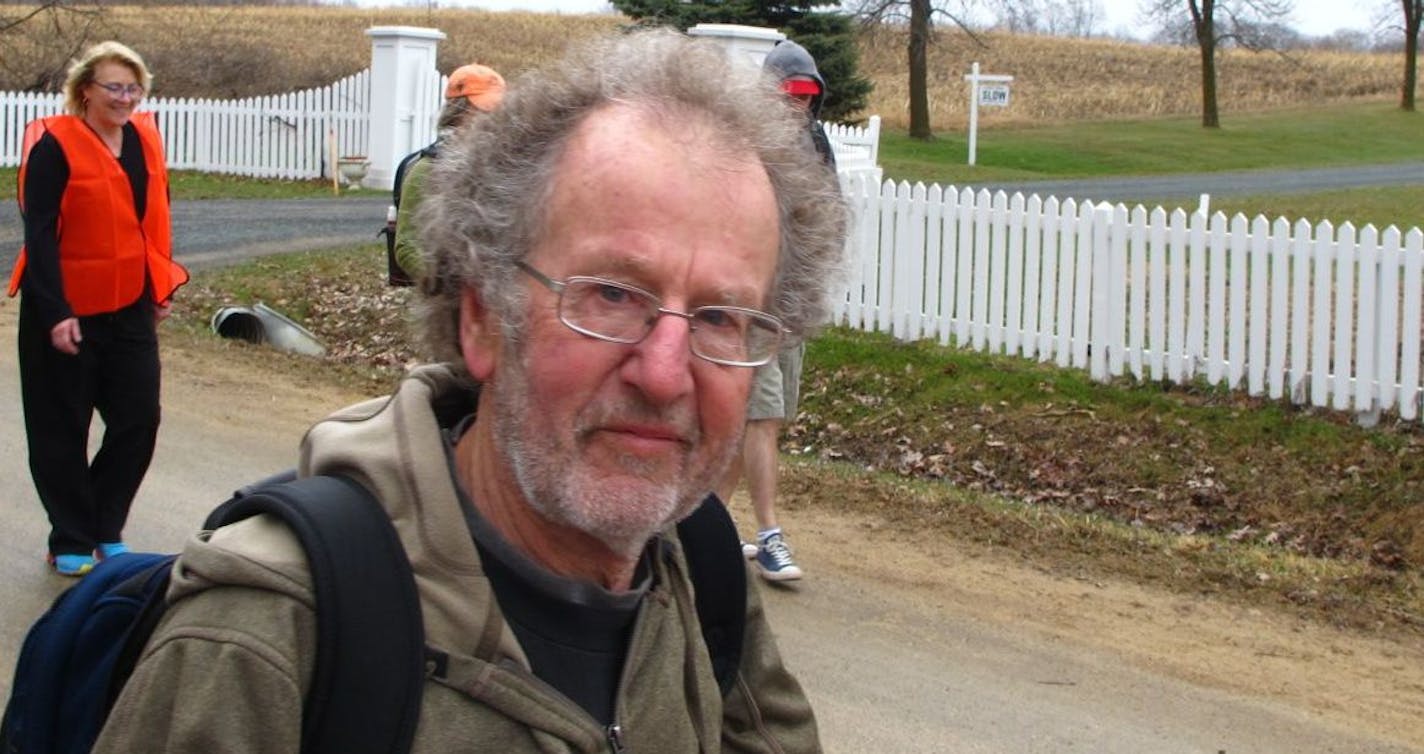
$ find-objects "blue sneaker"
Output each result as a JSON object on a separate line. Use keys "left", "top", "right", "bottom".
{"left": 48, "top": 553, "right": 96, "bottom": 577}
{"left": 754, "top": 533, "right": 803, "bottom": 582}
{"left": 96, "top": 542, "right": 130, "bottom": 560}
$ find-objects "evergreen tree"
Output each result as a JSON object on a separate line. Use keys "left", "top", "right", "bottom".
{"left": 612, "top": 0, "right": 873, "bottom": 123}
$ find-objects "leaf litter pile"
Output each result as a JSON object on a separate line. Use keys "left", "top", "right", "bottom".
{"left": 794, "top": 357, "right": 1421, "bottom": 571}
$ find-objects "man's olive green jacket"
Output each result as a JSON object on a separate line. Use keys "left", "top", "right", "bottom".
{"left": 95, "top": 364, "right": 820, "bottom": 753}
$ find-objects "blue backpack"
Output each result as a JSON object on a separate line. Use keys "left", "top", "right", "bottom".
{"left": 0, "top": 474, "right": 425, "bottom": 754}
{"left": 2, "top": 479, "right": 748, "bottom": 754}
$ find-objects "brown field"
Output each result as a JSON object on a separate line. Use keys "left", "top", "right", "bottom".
{"left": 858, "top": 27, "right": 1401, "bottom": 127}
{"left": 0, "top": 4, "right": 1402, "bottom": 129}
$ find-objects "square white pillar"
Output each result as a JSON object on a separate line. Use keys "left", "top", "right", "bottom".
{"left": 687, "top": 23, "right": 785, "bottom": 78}
{"left": 365, "top": 25, "right": 446, "bottom": 190}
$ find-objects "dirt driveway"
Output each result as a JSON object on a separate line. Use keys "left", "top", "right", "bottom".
{"left": 0, "top": 299, "right": 1420, "bottom": 752}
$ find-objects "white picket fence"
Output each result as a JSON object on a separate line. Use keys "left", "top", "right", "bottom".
{"left": 825, "top": 116, "right": 881, "bottom": 179}
{"left": 1, "top": 71, "right": 373, "bottom": 179}
{"left": 834, "top": 176, "right": 1424, "bottom": 421}
{"left": 3, "top": 72, "right": 880, "bottom": 184}
{"left": 9, "top": 74, "right": 1419, "bottom": 422}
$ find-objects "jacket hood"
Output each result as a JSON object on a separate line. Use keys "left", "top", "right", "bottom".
{"left": 762, "top": 39, "right": 827, "bottom": 117}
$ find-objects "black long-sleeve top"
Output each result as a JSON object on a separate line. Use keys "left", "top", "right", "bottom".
{"left": 20, "top": 122, "right": 148, "bottom": 330}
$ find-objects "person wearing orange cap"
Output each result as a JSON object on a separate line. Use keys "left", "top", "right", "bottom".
{"left": 391, "top": 63, "right": 505, "bottom": 284}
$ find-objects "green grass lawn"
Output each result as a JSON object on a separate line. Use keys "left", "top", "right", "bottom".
{"left": 1206, "top": 186, "right": 1424, "bottom": 231}
{"left": 860, "top": 102, "right": 1423, "bottom": 230}
{"left": 0, "top": 168, "right": 360, "bottom": 201}
{"left": 877, "top": 102, "right": 1422, "bottom": 184}
{"left": 165, "top": 171, "right": 350, "bottom": 200}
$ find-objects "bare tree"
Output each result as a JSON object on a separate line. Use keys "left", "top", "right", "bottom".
{"left": 1055, "top": 0, "right": 1104, "bottom": 36}
{"left": 0, "top": 0, "right": 106, "bottom": 91}
{"left": 852, "top": 0, "right": 983, "bottom": 140}
{"left": 988, "top": 0, "right": 1104, "bottom": 37}
{"left": 1401, "top": 0, "right": 1422, "bottom": 110}
{"left": 1309, "top": 28, "right": 1373, "bottom": 52}
{"left": 1140, "top": 0, "right": 1294, "bottom": 128}
{"left": 989, "top": 0, "right": 1040, "bottom": 32}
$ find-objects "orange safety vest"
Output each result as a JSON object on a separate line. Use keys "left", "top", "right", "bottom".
{"left": 7, "top": 112, "right": 188, "bottom": 316}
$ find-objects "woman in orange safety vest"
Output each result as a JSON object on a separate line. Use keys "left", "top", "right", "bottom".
{"left": 9, "top": 41, "right": 187, "bottom": 576}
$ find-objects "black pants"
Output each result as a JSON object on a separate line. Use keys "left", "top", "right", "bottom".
{"left": 18, "top": 296, "right": 161, "bottom": 556}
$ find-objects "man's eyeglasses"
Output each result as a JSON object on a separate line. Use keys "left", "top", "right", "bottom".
{"left": 517, "top": 261, "right": 786, "bottom": 368}
{"left": 95, "top": 81, "right": 144, "bottom": 99}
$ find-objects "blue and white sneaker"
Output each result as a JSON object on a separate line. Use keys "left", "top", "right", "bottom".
{"left": 754, "top": 533, "right": 804, "bottom": 582}
{"left": 742, "top": 541, "right": 758, "bottom": 560}
{"left": 96, "top": 542, "right": 130, "bottom": 560}
{"left": 48, "top": 553, "right": 95, "bottom": 577}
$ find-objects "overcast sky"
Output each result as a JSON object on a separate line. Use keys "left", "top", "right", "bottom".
{"left": 361, "top": 0, "right": 1384, "bottom": 39}
{"left": 1094, "top": 0, "right": 1380, "bottom": 38}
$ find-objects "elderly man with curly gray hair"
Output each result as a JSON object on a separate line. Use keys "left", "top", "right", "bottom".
{"left": 98, "top": 28, "right": 845, "bottom": 753}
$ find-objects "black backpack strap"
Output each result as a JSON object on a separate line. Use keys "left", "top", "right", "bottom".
{"left": 383, "top": 142, "right": 440, "bottom": 287}
{"left": 210, "top": 475, "right": 425, "bottom": 754}
{"left": 676, "top": 493, "right": 747, "bottom": 697}
{"left": 390, "top": 142, "right": 439, "bottom": 210}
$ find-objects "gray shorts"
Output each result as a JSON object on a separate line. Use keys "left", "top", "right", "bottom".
{"left": 746, "top": 343, "right": 804, "bottom": 422}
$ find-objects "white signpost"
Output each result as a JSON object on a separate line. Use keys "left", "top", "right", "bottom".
{"left": 964, "top": 62, "right": 1013, "bottom": 166}
{"left": 979, "top": 83, "right": 1010, "bottom": 107}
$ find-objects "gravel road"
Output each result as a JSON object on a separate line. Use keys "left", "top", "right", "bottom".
{"left": 0, "top": 194, "right": 389, "bottom": 273}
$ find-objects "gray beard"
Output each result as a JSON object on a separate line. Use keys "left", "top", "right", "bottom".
{"left": 488, "top": 349, "right": 732, "bottom": 557}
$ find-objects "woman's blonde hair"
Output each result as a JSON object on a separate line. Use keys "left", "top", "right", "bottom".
{"left": 63, "top": 41, "right": 153, "bottom": 116}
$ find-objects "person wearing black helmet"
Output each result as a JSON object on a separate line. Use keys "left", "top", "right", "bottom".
{"left": 720, "top": 38, "right": 837, "bottom": 583}
{"left": 762, "top": 39, "right": 837, "bottom": 170}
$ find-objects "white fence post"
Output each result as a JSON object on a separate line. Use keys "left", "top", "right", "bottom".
{"left": 687, "top": 23, "right": 785, "bottom": 73}
{"left": 364, "top": 25, "right": 445, "bottom": 190}
{"left": 1088, "top": 203, "right": 1109, "bottom": 381}
{"left": 1400, "top": 229, "right": 1424, "bottom": 420}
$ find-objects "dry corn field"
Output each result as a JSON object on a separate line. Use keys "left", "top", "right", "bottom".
{"left": 0, "top": 4, "right": 1403, "bottom": 129}
{"left": 857, "top": 27, "right": 1401, "bottom": 128}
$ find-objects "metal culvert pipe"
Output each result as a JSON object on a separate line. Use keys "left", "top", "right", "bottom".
{"left": 211, "top": 303, "right": 326, "bottom": 357}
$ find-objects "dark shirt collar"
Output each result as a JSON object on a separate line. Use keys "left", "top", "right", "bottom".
{"left": 442, "top": 416, "right": 653, "bottom": 609}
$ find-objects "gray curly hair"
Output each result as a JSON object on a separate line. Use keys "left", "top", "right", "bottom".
{"left": 414, "top": 28, "right": 847, "bottom": 373}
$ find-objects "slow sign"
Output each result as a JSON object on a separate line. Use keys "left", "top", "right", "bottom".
{"left": 979, "top": 83, "right": 1010, "bottom": 107}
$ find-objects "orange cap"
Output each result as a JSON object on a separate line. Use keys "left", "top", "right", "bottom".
{"left": 445, "top": 64, "right": 506, "bottom": 112}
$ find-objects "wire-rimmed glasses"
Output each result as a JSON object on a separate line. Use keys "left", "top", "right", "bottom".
{"left": 517, "top": 261, "right": 786, "bottom": 368}
{"left": 94, "top": 81, "right": 145, "bottom": 99}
